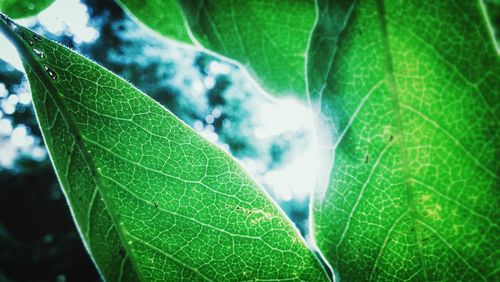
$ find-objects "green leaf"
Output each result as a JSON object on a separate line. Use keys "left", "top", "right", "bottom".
{"left": 310, "top": 0, "right": 499, "bottom": 281}
{"left": 118, "top": 0, "right": 317, "bottom": 98}
{"left": 116, "top": 0, "right": 192, "bottom": 44}
{"left": 0, "top": 14, "right": 328, "bottom": 281}
{"left": 0, "top": 0, "right": 54, "bottom": 19}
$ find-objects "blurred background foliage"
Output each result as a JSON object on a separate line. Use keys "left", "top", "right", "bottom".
{"left": 0, "top": 0, "right": 498, "bottom": 281}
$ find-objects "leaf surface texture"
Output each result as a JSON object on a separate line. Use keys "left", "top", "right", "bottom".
{"left": 309, "top": 1, "right": 500, "bottom": 281}
{"left": 0, "top": 15, "right": 328, "bottom": 281}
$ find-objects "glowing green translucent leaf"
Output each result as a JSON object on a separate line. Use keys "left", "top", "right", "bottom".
{"left": 118, "top": 0, "right": 316, "bottom": 98}
{"left": 0, "top": 0, "right": 53, "bottom": 19}
{"left": 310, "top": 0, "right": 499, "bottom": 281}
{"left": 0, "top": 15, "right": 328, "bottom": 281}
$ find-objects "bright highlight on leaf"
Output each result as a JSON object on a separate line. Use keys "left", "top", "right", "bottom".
{"left": 0, "top": 14, "right": 328, "bottom": 281}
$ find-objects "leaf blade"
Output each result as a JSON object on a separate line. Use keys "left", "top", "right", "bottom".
{"left": 180, "top": 0, "right": 316, "bottom": 98}
{"left": 0, "top": 15, "right": 328, "bottom": 281}
{"left": 309, "top": 0, "right": 500, "bottom": 281}
{"left": 118, "top": 0, "right": 317, "bottom": 98}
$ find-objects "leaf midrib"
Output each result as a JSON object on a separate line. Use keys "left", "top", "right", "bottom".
{"left": 374, "top": 1, "right": 429, "bottom": 280}
{"left": 375, "top": 2, "right": 491, "bottom": 279}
